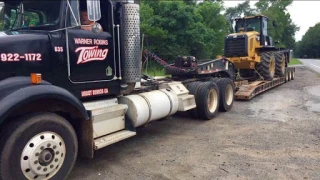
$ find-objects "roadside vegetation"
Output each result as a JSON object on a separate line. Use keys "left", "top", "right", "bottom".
{"left": 289, "top": 58, "right": 302, "bottom": 66}
{"left": 294, "top": 23, "right": 320, "bottom": 58}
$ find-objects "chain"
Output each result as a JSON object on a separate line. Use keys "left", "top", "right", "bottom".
{"left": 254, "top": 68, "right": 264, "bottom": 80}
{"left": 143, "top": 49, "right": 196, "bottom": 73}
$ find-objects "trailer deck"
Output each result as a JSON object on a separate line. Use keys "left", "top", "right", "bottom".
{"left": 235, "top": 67, "right": 295, "bottom": 100}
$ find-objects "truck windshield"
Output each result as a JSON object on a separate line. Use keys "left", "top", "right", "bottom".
{"left": 235, "top": 18, "right": 261, "bottom": 33}
{"left": 0, "top": 0, "right": 61, "bottom": 31}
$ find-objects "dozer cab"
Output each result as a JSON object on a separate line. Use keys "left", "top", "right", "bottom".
{"left": 224, "top": 14, "right": 291, "bottom": 80}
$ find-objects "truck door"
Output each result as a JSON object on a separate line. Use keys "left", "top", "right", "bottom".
{"left": 66, "top": 0, "right": 116, "bottom": 83}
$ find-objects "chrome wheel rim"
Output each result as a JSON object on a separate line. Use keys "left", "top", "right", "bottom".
{"left": 225, "top": 84, "right": 234, "bottom": 106}
{"left": 21, "top": 132, "right": 66, "bottom": 179}
{"left": 208, "top": 89, "right": 218, "bottom": 113}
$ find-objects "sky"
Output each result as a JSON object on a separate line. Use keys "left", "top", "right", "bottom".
{"left": 222, "top": 1, "right": 320, "bottom": 41}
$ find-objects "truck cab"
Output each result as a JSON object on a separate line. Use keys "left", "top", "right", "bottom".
{"left": 0, "top": 0, "right": 140, "bottom": 99}
{"left": 234, "top": 14, "right": 273, "bottom": 47}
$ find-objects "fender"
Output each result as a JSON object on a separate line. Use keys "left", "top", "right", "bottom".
{"left": 0, "top": 77, "right": 90, "bottom": 125}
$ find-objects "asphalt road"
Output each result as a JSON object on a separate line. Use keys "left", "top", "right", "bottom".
{"left": 69, "top": 66, "right": 320, "bottom": 180}
{"left": 299, "top": 59, "right": 320, "bottom": 73}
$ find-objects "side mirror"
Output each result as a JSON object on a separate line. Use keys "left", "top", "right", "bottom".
{"left": 274, "top": 40, "right": 280, "bottom": 44}
{"left": 272, "top": 20, "right": 277, "bottom": 27}
{"left": 92, "top": 22, "right": 103, "bottom": 34}
{"left": 86, "top": 0, "right": 101, "bottom": 22}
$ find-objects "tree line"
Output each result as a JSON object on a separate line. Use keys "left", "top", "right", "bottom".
{"left": 294, "top": 23, "right": 320, "bottom": 58}
{"left": 140, "top": 0, "right": 299, "bottom": 65}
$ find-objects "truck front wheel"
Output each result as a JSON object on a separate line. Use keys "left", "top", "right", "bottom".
{"left": 0, "top": 112, "right": 78, "bottom": 180}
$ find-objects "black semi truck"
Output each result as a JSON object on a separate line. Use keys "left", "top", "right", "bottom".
{"left": 0, "top": 0, "right": 238, "bottom": 179}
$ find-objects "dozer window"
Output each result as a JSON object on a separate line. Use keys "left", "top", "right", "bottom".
{"left": 235, "top": 18, "right": 261, "bottom": 33}
{"left": 0, "top": 0, "right": 61, "bottom": 31}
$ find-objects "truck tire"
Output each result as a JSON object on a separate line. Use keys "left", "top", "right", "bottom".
{"left": 0, "top": 112, "right": 78, "bottom": 180}
{"left": 285, "top": 68, "right": 289, "bottom": 82}
{"left": 274, "top": 52, "right": 286, "bottom": 77}
{"left": 256, "top": 52, "right": 276, "bottom": 81}
{"left": 195, "top": 82, "right": 220, "bottom": 120}
{"left": 187, "top": 81, "right": 202, "bottom": 118}
{"left": 291, "top": 68, "right": 295, "bottom": 80}
{"left": 216, "top": 78, "right": 235, "bottom": 112}
{"left": 288, "top": 68, "right": 292, "bottom": 81}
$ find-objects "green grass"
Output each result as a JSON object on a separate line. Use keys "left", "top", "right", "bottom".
{"left": 289, "top": 58, "right": 302, "bottom": 65}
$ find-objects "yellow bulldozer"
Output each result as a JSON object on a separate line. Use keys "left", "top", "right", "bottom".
{"left": 224, "top": 14, "right": 291, "bottom": 80}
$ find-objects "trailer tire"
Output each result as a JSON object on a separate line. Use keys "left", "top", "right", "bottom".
{"left": 291, "top": 68, "right": 295, "bottom": 80}
{"left": 216, "top": 78, "right": 235, "bottom": 112}
{"left": 285, "top": 68, "right": 289, "bottom": 82}
{"left": 0, "top": 112, "right": 78, "bottom": 180}
{"left": 275, "top": 52, "right": 286, "bottom": 77}
{"left": 186, "top": 81, "right": 202, "bottom": 118}
{"left": 256, "top": 52, "right": 276, "bottom": 81}
{"left": 288, "top": 68, "right": 292, "bottom": 81}
{"left": 195, "top": 82, "right": 220, "bottom": 120}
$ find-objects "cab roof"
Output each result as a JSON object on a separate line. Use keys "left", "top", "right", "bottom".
{"left": 235, "top": 14, "right": 268, "bottom": 21}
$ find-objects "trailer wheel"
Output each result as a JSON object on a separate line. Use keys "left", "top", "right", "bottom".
{"left": 216, "top": 78, "right": 235, "bottom": 112}
{"left": 187, "top": 81, "right": 202, "bottom": 118}
{"left": 285, "top": 68, "right": 289, "bottom": 82}
{"left": 0, "top": 113, "right": 77, "bottom": 180}
{"left": 256, "top": 52, "right": 276, "bottom": 81}
{"left": 291, "top": 68, "right": 295, "bottom": 80}
{"left": 275, "top": 52, "right": 286, "bottom": 77}
{"left": 195, "top": 82, "right": 220, "bottom": 120}
{"left": 288, "top": 68, "right": 292, "bottom": 81}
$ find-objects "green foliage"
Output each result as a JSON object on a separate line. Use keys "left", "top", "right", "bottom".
{"left": 141, "top": 0, "right": 226, "bottom": 64}
{"left": 294, "top": 23, "right": 320, "bottom": 58}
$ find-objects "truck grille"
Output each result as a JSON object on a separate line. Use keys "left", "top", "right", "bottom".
{"left": 224, "top": 36, "right": 248, "bottom": 57}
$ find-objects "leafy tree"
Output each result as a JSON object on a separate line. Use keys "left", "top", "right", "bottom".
{"left": 196, "top": 1, "right": 227, "bottom": 56}
{"left": 141, "top": 0, "right": 226, "bottom": 63}
{"left": 295, "top": 23, "right": 320, "bottom": 58}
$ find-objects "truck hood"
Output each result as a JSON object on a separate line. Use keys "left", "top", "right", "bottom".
{"left": 0, "top": 30, "right": 50, "bottom": 48}
{"left": 0, "top": 30, "right": 51, "bottom": 79}
{"left": 0, "top": 30, "right": 48, "bottom": 36}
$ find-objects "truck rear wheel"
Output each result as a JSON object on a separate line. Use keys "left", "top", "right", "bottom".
{"left": 195, "top": 82, "right": 220, "bottom": 120}
{"left": 187, "top": 81, "right": 202, "bottom": 118}
{"left": 216, "top": 78, "right": 235, "bottom": 112}
{"left": 0, "top": 113, "right": 78, "bottom": 180}
{"left": 256, "top": 52, "right": 276, "bottom": 81}
{"left": 275, "top": 52, "right": 286, "bottom": 77}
